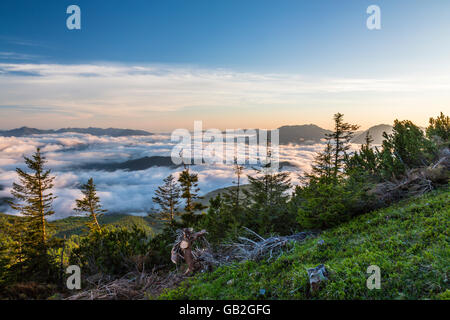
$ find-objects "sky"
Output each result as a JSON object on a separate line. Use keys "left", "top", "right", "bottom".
{"left": 0, "top": 0, "right": 449, "bottom": 131}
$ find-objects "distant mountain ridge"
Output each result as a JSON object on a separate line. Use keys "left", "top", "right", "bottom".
{"left": 277, "top": 124, "right": 332, "bottom": 145}
{"left": 0, "top": 126, "right": 153, "bottom": 137}
{"left": 0, "top": 124, "right": 393, "bottom": 145}
{"left": 80, "top": 156, "right": 179, "bottom": 171}
{"left": 276, "top": 123, "right": 395, "bottom": 146}
{"left": 351, "top": 124, "right": 393, "bottom": 145}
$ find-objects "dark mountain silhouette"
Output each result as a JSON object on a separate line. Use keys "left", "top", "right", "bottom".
{"left": 0, "top": 126, "right": 153, "bottom": 137}
{"left": 80, "top": 156, "right": 179, "bottom": 171}
{"left": 79, "top": 156, "right": 299, "bottom": 172}
{"left": 1, "top": 124, "right": 394, "bottom": 146}
{"left": 277, "top": 124, "right": 332, "bottom": 145}
{"left": 0, "top": 127, "right": 47, "bottom": 136}
{"left": 351, "top": 124, "right": 393, "bottom": 145}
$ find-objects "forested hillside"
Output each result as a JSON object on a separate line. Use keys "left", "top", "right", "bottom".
{"left": 0, "top": 213, "right": 160, "bottom": 238}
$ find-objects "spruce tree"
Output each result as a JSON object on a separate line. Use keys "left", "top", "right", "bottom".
{"left": 345, "top": 132, "right": 378, "bottom": 180}
{"left": 0, "top": 217, "right": 29, "bottom": 283}
{"left": 178, "top": 165, "right": 205, "bottom": 226}
{"left": 296, "top": 114, "right": 365, "bottom": 229}
{"left": 74, "top": 178, "right": 106, "bottom": 233}
{"left": 426, "top": 112, "right": 449, "bottom": 143}
{"left": 198, "top": 194, "right": 238, "bottom": 244}
{"left": 307, "top": 140, "right": 334, "bottom": 183}
{"left": 223, "top": 158, "right": 244, "bottom": 210}
{"left": 9, "top": 147, "right": 57, "bottom": 279}
{"left": 244, "top": 152, "right": 292, "bottom": 235}
{"left": 380, "top": 120, "right": 435, "bottom": 179}
{"left": 325, "top": 113, "right": 360, "bottom": 180}
{"left": 152, "top": 174, "right": 181, "bottom": 225}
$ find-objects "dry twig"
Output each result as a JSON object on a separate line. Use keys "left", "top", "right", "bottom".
{"left": 226, "top": 228, "right": 313, "bottom": 262}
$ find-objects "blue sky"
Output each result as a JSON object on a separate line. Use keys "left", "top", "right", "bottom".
{"left": 0, "top": 0, "right": 449, "bottom": 130}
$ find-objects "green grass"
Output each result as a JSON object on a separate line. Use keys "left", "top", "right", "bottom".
{"left": 160, "top": 188, "right": 450, "bottom": 300}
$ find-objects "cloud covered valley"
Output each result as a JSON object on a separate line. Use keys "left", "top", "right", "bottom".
{"left": 0, "top": 132, "right": 330, "bottom": 220}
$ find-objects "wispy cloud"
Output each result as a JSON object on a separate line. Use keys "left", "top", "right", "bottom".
{"left": 0, "top": 52, "right": 42, "bottom": 61}
{"left": 0, "top": 36, "right": 49, "bottom": 48}
{"left": 0, "top": 63, "right": 449, "bottom": 130}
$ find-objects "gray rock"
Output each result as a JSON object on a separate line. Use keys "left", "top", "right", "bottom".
{"left": 307, "top": 264, "right": 328, "bottom": 292}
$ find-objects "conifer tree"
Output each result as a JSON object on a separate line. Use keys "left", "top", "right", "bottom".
{"left": 426, "top": 112, "right": 449, "bottom": 143}
{"left": 363, "top": 131, "right": 374, "bottom": 149}
{"left": 74, "top": 178, "right": 106, "bottom": 233}
{"left": 178, "top": 165, "right": 205, "bottom": 226}
{"left": 325, "top": 113, "right": 360, "bottom": 180}
{"left": 307, "top": 140, "right": 334, "bottom": 183}
{"left": 244, "top": 152, "right": 292, "bottom": 235}
{"left": 380, "top": 120, "right": 435, "bottom": 179}
{"left": 152, "top": 174, "right": 181, "bottom": 225}
{"left": 296, "top": 114, "right": 364, "bottom": 229}
{"left": 9, "top": 147, "right": 57, "bottom": 279}
{"left": 198, "top": 194, "right": 238, "bottom": 244}
{"left": 345, "top": 132, "right": 378, "bottom": 179}
{"left": 0, "top": 217, "right": 29, "bottom": 282}
{"left": 223, "top": 157, "right": 244, "bottom": 210}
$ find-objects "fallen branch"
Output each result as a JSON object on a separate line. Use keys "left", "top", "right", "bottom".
{"left": 227, "top": 228, "right": 313, "bottom": 262}
{"left": 65, "top": 271, "right": 186, "bottom": 300}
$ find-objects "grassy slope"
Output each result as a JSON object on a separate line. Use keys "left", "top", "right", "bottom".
{"left": 160, "top": 188, "right": 450, "bottom": 300}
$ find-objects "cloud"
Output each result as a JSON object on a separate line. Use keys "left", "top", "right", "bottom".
{"left": 0, "top": 36, "right": 48, "bottom": 48}
{"left": 1, "top": 63, "right": 449, "bottom": 129}
{"left": 0, "top": 52, "right": 41, "bottom": 61}
{"left": 0, "top": 133, "right": 331, "bottom": 219}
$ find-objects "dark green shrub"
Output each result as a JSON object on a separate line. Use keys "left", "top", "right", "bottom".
{"left": 69, "top": 225, "right": 152, "bottom": 276}
{"left": 243, "top": 170, "right": 294, "bottom": 235}
{"left": 147, "top": 225, "right": 178, "bottom": 266}
{"left": 426, "top": 112, "right": 449, "bottom": 144}
{"left": 296, "top": 176, "right": 372, "bottom": 230}
{"left": 196, "top": 195, "right": 241, "bottom": 244}
{"left": 379, "top": 120, "right": 436, "bottom": 179}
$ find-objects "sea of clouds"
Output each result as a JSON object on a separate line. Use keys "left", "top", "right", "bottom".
{"left": 0, "top": 132, "right": 329, "bottom": 220}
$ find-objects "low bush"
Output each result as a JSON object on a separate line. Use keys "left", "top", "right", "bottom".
{"left": 69, "top": 225, "right": 152, "bottom": 276}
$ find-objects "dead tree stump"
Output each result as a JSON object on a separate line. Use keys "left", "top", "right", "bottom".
{"left": 171, "top": 228, "right": 207, "bottom": 274}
